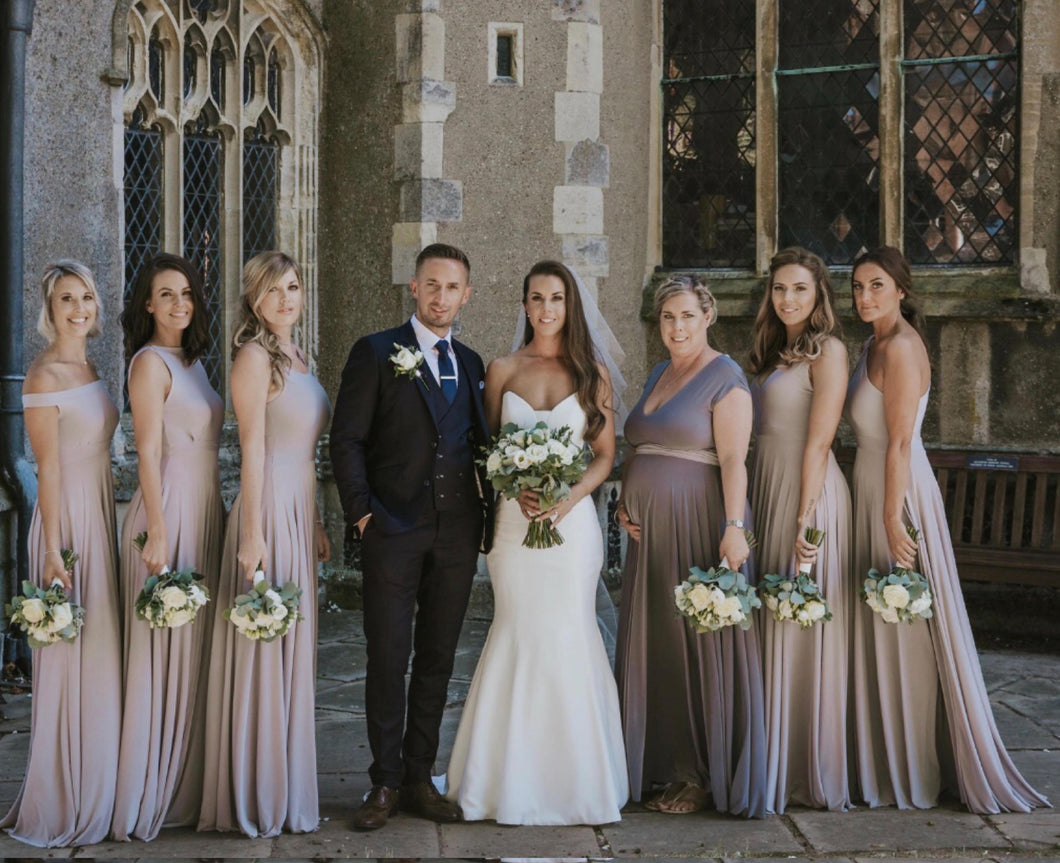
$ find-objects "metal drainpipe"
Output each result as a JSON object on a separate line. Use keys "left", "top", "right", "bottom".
{"left": 0, "top": 0, "right": 37, "bottom": 619}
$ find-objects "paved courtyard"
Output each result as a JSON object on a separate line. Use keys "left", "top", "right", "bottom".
{"left": 0, "top": 609, "right": 1057, "bottom": 860}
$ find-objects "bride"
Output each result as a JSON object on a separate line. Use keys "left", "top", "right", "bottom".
{"left": 445, "top": 260, "right": 629, "bottom": 825}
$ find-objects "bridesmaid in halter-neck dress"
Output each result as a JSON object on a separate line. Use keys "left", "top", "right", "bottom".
{"left": 199, "top": 252, "right": 331, "bottom": 838}
{"left": 111, "top": 255, "right": 224, "bottom": 841}
{"left": 847, "top": 247, "right": 1048, "bottom": 814}
{"left": 3, "top": 262, "right": 122, "bottom": 847}
{"left": 615, "top": 276, "right": 767, "bottom": 819}
{"left": 748, "top": 248, "right": 852, "bottom": 814}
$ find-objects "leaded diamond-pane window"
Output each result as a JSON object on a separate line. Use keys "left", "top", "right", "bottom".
{"left": 777, "top": 0, "right": 881, "bottom": 265}
{"left": 123, "top": 110, "right": 163, "bottom": 304}
{"left": 662, "top": 0, "right": 756, "bottom": 268}
{"left": 183, "top": 130, "right": 224, "bottom": 392}
{"left": 903, "top": 0, "right": 1019, "bottom": 264}
{"left": 243, "top": 126, "right": 278, "bottom": 263}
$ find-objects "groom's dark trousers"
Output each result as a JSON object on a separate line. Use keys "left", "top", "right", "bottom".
{"left": 330, "top": 321, "right": 491, "bottom": 789}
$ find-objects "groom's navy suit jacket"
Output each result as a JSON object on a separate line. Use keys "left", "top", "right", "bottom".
{"left": 330, "top": 320, "right": 494, "bottom": 553}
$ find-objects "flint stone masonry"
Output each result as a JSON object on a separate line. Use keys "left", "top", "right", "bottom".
{"left": 566, "top": 138, "right": 610, "bottom": 186}
{"left": 552, "top": 0, "right": 600, "bottom": 24}
{"left": 402, "top": 79, "right": 456, "bottom": 124}
{"left": 562, "top": 234, "right": 609, "bottom": 276}
{"left": 395, "top": 13, "right": 445, "bottom": 83}
{"left": 553, "top": 185, "right": 604, "bottom": 234}
{"left": 554, "top": 91, "right": 600, "bottom": 142}
{"left": 566, "top": 21, "right": 603, "bottom": 93}
{"left": 400, "top": 178, "right": 463, "bottom": 223}
{"left": 393, "top": 122, "right": 444, "bottom": 180}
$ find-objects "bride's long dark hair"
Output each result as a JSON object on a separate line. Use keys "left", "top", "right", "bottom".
{"left": 521, "top": 260, "right": 608, "bottom": 442}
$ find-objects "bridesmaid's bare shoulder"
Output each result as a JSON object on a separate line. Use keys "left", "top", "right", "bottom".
{"left": 23, "top": 353, "right": 86, "bottom": 394}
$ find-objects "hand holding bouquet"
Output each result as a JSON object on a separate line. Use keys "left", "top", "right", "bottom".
{"left": 132, "top": 532, "right": 210, "bottom": 629}
{"left": 6, "top": 549, "right": 86, "bottom": 647}
{"left": 225, "top": 569, "right": 302, "bottom": 641}
{"left": 862, "top": 525, "right": 933, "bottom": 624}
{"left": 759, "top": 527, "right": 832, "bottom": 628}
{"left": 481, "top": 420, "right": 589, "bottom": 549}
{"left": 674, "top": 560, "right": 761, "bottom": 632}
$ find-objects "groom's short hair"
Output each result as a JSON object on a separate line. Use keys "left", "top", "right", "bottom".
{"left": 416, "top": 243, "right": 470, "bottom": 279}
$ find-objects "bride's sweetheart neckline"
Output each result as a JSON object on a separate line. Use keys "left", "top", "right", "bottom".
{"left": 502, "top": 389, "right": 578, "bottom": 414}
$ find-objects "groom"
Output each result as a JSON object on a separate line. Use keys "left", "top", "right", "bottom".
{"left": 330, "top": 243, "right": 493, "bottom": 831}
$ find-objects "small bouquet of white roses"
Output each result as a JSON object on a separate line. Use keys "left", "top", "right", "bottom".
{"left": 674, "top": 559, "right": 761, "bottom": 633}
{"left": 481, "top": 420, "right": 589, "bottom": 549}
{"left": 132, "top": 532, "right": 210, "bottom": 629}
{"left": 224, "top": 569, "right": 303, "bottom": 642}
{"left": 862, "top": 525, "right": 933, "bottom": 624}
{"left": 5, "top": 549, "right": 86, "bottom": 647}
{"left": 759, "top": 527, "right": 832, "bottom": 629}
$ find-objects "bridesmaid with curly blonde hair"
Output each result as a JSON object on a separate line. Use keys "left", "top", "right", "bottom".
{"left": 198, "top": 252, "right": 331, "bottom": 837}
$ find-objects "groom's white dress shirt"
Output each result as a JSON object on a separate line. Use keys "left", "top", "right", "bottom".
{"left": 410, "top": 314, "right": 458, "bottom": 388}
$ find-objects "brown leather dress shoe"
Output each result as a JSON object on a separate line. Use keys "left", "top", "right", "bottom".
{"left": 352, "top": 785, "right": 400, "bottom": 831}
{"left": 400, "top": 780, "right": 463, "bottom": 823}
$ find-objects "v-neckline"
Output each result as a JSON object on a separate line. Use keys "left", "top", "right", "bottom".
{"left": 641, "top": 353, "right": 725, "bottom": 417}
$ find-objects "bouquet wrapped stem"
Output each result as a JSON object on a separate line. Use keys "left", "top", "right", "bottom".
{"left": 799, "top": 526, "right": 826, "bottom": 574}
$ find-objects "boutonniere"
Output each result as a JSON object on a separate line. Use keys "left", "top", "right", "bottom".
{"left": 389, "top": 343, "right": 427, "bottom": 389}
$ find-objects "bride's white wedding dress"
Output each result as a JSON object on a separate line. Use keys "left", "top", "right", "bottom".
{"left": 445, "top": 390, "right": 629, "bottom": 825}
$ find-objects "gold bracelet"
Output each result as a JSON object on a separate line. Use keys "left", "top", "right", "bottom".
{"left": 44, "top": 549, "right": 62, "bottom": 557}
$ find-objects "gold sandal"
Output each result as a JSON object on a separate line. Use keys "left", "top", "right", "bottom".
{"left": 651, "top": 781, "right": 710, "bottom": 814}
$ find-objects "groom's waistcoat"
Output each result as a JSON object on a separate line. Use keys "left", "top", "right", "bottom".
{"left": 430, "top": 367, "right": 479, "bottom": 514}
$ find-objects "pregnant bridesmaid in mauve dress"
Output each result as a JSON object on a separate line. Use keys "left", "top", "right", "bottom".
{"left": 112, "top": 255, "right": 224, "bottom": 841}
{"left": 847, "top": 247, "right": 1048, "bottom": 814}
{"left": 3, "top": 262, "right": 122, "bottom": 847}
{"left": 198, "top": 252, "right": 331, "bottom": 838}
{"left": 616, "top": 275, "right": 767, "bottom": 819}
{"left": 748, "top": 248, "right": 852, "bottom": 814}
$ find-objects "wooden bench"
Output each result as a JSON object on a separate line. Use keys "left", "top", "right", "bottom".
{"left": 836, "top": 447, "right": 1060, "bottom": 587}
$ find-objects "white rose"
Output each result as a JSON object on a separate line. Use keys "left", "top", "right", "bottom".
{"left": 797, "top": 608, "right": 811, "bottom": 623}
{"left": 764, "top": 594, "right": 779, "bottom": 611}
{"left": 525, "top": 443, "right": 549, "bottom": 464}
{"left": 511, "top": 430, "right": 526, "bottom": 447}
{"left": 271, "top": 603, "right": 289, "bottom": 621}
{"left": 908, "top": 594, "right": 932, "bottom": 615}
{"left": 778, "top": 599, "right": 793, "bottom": 620}
{"left": 719, "top": 596, "right": 744, "bottom": 620}
{"left": 189, "top": 585, "right": 208, "bottom": 607}
{"left": 866, "top": 592, "right": 881, "bottom": 612}
{"left": 167, "top": 608, "right": 196, "bottom": 628}
{"left": 486, "top": 451, "right": 503, "bottom": 474}
{"left": 20, "top": 598, "right": 46, "bottom": 624}
{"left": 393, "top": 347, "right": 417, "bottom": 371}
{"left": 882, "top": 584, "right": 910, "bottom": 609}
{"left": 881, "top": 606, "right": 900, "bottom": 624}
{"left": 559, "top": 449, "right": 574, "bottom": 466}
{"left": 160, "top": 585, "right": 188, "bottom": 610}
{"left": 504, "top": 444, "right": 523, "bottom": 458}
{"left": 512, "top": 451, "right": 532, "bottom": 470}
{"left": 263, "top": 588, "right": 282, "bottom": 605}
{"left": 780, "top": 581, "right": 794, "bottom": 593}
{"left": 547, "top": 439, "right": 566, "bottom": 455}
{"left": 687, "top": 583, "right": 712, "bottom": 612}
{"left": 806, "top": 601, "right": 827, "bottom": 621}
{"left": 49, "top": 603, "right": 73, "bottom": 632}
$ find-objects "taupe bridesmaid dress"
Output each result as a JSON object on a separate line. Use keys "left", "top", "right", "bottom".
{"left": 111, "top": 346, "right": 224, "bottom": 840}
{"left": 616, "top": 355, "right": 767, "bottom": 819}
{"left": 847, "top": 338, "right": 1048, "bottom": 813}
{"left": 2, "top": 381, "right": 122, "bottom": 847}
{"left": 750, "top": 361, "right": 852, "bottom": 813}
{"left": 198, "top": 366, "right": 330, "bottom": 837}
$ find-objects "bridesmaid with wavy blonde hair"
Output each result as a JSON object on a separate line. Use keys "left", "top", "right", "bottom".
{"left": 198, "top": 252, "right": 331, "bottom": 837}
{"left": 748, "top": 247, "right": 852, "bottom": 814}
{"left": 3, "top": 262, "right": 122, "bottom": 847}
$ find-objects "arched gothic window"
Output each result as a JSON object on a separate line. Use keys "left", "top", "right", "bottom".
{"left": 121, "top": 0, "right": 321, "bottom": 395}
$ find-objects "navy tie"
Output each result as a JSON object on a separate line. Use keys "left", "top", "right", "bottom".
{"left": 435, "top": 339, "right": 457, "bottom": 403}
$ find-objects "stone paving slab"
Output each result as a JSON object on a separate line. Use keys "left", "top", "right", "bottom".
{"left": 318, "top": 609, "right": 364, "bottom": 645}
{"left": 0, "top": 729, "right": 29, "bottom": 781}
{"left": 1008, "top": 750, "right": 1060, "bottom": 802}
{"left": 991, "top": 703, "right": 1060, "bottom": 749}
{"left": 316, "top": 713, "right": 371, "bottom": 774}
{"left": 72, "top": 827, "right": 273, "bottom": 858}
{"left": 317, "top": 640, "right": 368, "bottom": 682}
{"left": 272, "top": 812, "right": 441, "bottom": 858}
{"left": 601, "top": 811, "right": 802, "bottom": 857}
{"left": 438, "top": 820, "right": 600, "bottom": 858}
{"left": 0, "top": 832, "right": 74, "bottom": 857}
{"left": 987, "top": 810, "right": 1060, "bottom": 850}
{"left": 788, "top": 807, "right": 1010, "bottom": 854}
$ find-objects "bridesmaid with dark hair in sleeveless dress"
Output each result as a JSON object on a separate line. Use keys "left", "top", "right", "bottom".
{"left": 111, "top": 254, "right": 224, "bottom": 841}
{"left": 198, "top": 252, "right": 331, "bottom": 837}
{"left": 615, "top": 275, "right": 767, "bottom": 819}
{"left": 847, "top": 246, "right": 1048, "bottom": 814}
{"left": 748, "top": 247, "right": 852, "bottom": 814}
{"left": 2, "top": 262, "right": 122, "bottom": 847}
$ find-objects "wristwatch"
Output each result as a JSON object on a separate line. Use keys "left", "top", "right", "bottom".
{"left": 724, "top": 518, "right": 744, "bottom": 529}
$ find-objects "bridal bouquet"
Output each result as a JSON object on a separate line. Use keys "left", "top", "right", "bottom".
{"left": 481, "top": 420, "right": 589, "bottom": 549}
{"left": 225, "top": 570, "right": 303, "bottom": 641}
{"left": 862, "top": 526, "right": 933, "bottom": 624}
{"left": 5, "top": 549, "right": 86, "bottom": 647}
{"left": 132, "top": 532, "right": 210, "bottom": 629}
{"left": 674, "top": 560, "right": 761, "bottom": 632}
{"left": 759, "top": 527, "right": 832, "bottom": 628}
